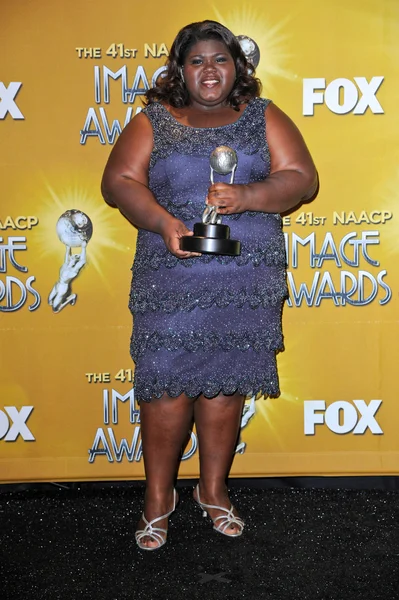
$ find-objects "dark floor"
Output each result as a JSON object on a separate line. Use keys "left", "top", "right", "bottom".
{"left": 1, "top": 484, "right": 399, "bottom": 600}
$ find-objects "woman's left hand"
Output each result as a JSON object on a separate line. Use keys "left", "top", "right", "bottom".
{"left": 206, "top": 183, "right": 250, "bottom": 215}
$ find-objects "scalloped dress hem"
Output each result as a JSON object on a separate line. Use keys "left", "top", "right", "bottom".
{"left": 134, "top": 382, "right": 281, "bottom": 403}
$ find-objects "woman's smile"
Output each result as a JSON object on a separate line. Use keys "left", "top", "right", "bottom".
{"left": 201, "top": 77, "right": 220, "bottom": 88}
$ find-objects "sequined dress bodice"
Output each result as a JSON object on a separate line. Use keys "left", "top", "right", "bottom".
{"left": 130, "top": 98, "right": 287, "bottom": 314}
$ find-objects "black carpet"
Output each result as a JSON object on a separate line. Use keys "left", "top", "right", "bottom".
{"left": 1, "top": 485, "right": 399, "bottom": 599}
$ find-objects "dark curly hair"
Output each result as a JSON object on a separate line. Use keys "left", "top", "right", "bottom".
{"left": 145, "top": 20, "right": 261, "bottom": 110}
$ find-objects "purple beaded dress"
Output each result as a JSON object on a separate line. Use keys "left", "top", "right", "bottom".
{"left": 129, "top": 98, "right": 288, "bottom": 402}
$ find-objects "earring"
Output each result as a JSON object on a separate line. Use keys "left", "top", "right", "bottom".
{"left": 180, "top": 67, "right": 185, "bottom": 83}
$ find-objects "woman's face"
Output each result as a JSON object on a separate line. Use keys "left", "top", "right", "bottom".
{"left": 182, "top": 39, "right": 236, "bottom": 109}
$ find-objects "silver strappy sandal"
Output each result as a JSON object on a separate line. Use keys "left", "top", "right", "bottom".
{"left": 194, "top": 484, "right": 244, "bottom": 537}
{"left": 135, "top": 489, "right": 177, "bottom": 551}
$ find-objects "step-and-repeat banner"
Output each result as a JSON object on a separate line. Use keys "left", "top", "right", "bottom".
{"left": 1, "top": 0, "right": 398, "bottom": 482}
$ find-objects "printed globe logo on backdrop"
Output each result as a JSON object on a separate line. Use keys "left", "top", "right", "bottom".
{"left": 48, "top": 210, "right": 93, "bottom": 313}
{"left": 0, "top": 406, "right": 35, "bottom": 442}
{"left": 0, "top": 82, "right": 24, "bottom": 120}
{"left": 303, "top": 77, "right": 384, "bottom": 116}
{"left": 304, "top": 400, "right": 383, "bottom": 435}
{"left": 236, "top": 35, "right": 260, "bottom": 72}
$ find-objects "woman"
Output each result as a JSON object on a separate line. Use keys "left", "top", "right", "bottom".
{"left": 101, "top": 20, "right": 317, "bottom": 551}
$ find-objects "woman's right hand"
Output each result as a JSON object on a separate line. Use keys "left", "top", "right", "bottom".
{"left": 159, "top": 217, "right": 202, "bottom": 259}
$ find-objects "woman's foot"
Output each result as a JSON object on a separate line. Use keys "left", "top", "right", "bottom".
{"left": 135, "top": 489, "right": 178, "bottom": 550}
{"left": 193, "top": 483, "right": 244, "bottom": 537}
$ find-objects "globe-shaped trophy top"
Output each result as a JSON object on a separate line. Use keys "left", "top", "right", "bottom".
{"left": 210, "top": 146, "right": 238, "bottom": 175}
{"left": 236, "top": 35, "right": 261, "bottom": 70}
{"left": 56, "top": 209, "right": 93, "bottom": 247}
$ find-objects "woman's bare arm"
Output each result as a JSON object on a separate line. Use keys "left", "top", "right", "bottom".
{"left": 101, "top": 112, "right": 197, "bottom": 258}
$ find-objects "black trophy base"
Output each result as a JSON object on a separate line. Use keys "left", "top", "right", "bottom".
{"left": 180, "top": 222, "right": 241, "bottom": 256}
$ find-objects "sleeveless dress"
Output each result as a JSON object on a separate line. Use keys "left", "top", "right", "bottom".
{"left": 129, "top": 97, "right": 288, "bottom": 402}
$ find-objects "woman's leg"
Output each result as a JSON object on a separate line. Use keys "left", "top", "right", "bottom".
{"left": 137, "top": 393, "right": 194, "bottom": 548}
{"left": 194, "top": 392, "right": 245, "bottom": 535}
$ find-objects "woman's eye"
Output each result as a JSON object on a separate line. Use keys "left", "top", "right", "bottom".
{"left": 216, "top": 57, "right": 227, "bottom": 63}
{"left": 191, "top": 59, "right": 202, "bottom": 65}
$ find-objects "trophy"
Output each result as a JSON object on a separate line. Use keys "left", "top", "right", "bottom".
{"left": 180, "top": 146, "right": 241, "bottom": 256}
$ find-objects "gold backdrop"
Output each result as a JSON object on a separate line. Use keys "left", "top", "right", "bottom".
{"left": 0, "top": 0, "right": 398, "bottom": 482}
